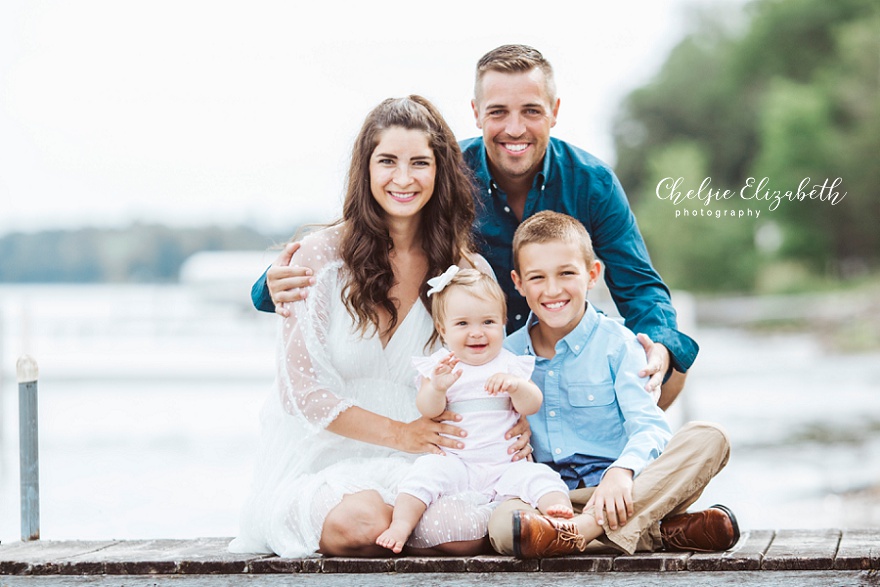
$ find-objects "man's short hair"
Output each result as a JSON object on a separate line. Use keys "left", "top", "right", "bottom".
{"left": 512, "top": 211, "right": 595, "bottom": 273}
{"left": 474, "top": 44, "right": 557, "bottom": 104}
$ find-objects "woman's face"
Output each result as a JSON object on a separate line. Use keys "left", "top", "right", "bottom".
{"left": 369, "top": 127, "right": 436, "bottom": 222}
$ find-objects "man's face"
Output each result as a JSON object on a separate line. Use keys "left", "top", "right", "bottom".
{"left": 472, "top": 68, "right": 560, "bottom": 185}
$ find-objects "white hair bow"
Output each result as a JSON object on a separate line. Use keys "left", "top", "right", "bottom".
{"left": 427, "top": 265, "right": 460, "bottom": 297}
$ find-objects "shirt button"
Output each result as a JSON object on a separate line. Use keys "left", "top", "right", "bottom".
{"left": 504, "top": 206, "right": 511, "bottom": 213}
{"left": 574, "top": 345, "right": 580, "bottom": 351}
{"left": 515, "top": 314, "right": 522, "bottom": 321}
{"left": 554, "top": 448, "right": 562, "bottom": 455}
{"left": 588, "top": 394, "right": 595, "bottom": 401}
{"left": 548, "top": 370, "right": 554, "bottom": 377}
{"left": 548, "top": 410, "right": 556, "bottom": 417}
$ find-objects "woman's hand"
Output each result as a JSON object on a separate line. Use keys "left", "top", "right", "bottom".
{"left": 395, "top": 410, "right": 466, "bottom": 455}
{"left": 505, "top": 414, "right": 533, "bottom": 462}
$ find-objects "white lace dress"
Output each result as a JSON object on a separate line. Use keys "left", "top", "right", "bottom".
{"left": 228, "top": 226, "right": 494, "bottom": 558}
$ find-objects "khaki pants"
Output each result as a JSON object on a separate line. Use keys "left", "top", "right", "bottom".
{"left": 488, "top": 421, "right": 731, "bottom": 555}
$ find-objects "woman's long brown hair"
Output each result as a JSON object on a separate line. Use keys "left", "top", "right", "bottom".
{"left": 340, "top": 95, "right": 475, "bottom": 338}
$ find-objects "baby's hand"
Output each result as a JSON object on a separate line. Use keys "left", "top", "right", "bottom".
{"left": 432, "top": 352, "right": 462, "bottom": 392}
{"left": 485, "top": 373, "right": 520, "bottom": 396}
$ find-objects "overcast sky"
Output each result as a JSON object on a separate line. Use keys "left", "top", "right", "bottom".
{"left": 0, "top": 0, "right": 747, "bottom": 237}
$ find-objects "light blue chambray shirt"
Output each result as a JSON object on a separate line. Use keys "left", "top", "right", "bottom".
{"left": 504, "top": 303, "right": 672, "bottom": 481}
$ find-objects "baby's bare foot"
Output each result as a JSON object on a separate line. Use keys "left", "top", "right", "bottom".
{"left": 544, "top": 504, "right": 574, "bottom": 519}
{"left": 376, "top": 527, "right": 408, "bottom": 554}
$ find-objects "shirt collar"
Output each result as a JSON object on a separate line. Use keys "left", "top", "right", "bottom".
{"left": 524, "top": 302, "right": 599, "bottom": 357}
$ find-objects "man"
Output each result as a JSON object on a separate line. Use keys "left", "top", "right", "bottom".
{"left": 251, "top": 44, "right": 697, "bottom": 409}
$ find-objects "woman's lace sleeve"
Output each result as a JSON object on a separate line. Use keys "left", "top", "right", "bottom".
{"left": 274, "top": 229, "right": 353, "bottom": 431}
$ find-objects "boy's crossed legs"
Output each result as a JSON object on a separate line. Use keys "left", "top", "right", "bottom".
{"left": 488, "top": 421, "right": 739, "bottom": 557}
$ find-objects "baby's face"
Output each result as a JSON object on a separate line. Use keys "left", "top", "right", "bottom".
{"left": 438, "top": 289, "right": 505, "bottom": 366}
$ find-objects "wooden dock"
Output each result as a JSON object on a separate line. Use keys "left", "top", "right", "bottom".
{"left": 0, "top": 529, "right": 878, "bottom": 586}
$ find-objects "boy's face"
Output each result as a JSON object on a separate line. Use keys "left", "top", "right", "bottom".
{"left": 438, "top": 288, "right": 506, "bottom": 367}
{"left": 511, "top": 239, "right": 601, "bottom": 340}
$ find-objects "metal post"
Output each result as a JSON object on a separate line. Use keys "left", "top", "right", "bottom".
{"left": 17, "top": 355, "right": 39, "bottom": 541}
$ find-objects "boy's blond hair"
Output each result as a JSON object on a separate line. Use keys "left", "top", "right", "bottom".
{"left": 512, "top": 211, "right": 595, "bottom": 273}
{"left": 431, "top": 269, "right": 507, "bottom": 334}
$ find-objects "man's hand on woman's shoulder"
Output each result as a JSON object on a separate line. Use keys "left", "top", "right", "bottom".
{"left": 267, "top": 242, "right": 316, "bottom": 316}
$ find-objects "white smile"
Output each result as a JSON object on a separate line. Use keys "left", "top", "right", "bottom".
{"left": 544, "top": 301, "right": 567, "bottom": 310}
{"left": 503, "top": 143, "right": 529, "bottom": 153}
{"left": 389, "top": 191, "right": 418, "bottom": 201}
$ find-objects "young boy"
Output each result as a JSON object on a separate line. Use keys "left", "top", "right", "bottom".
{"left": 489, "top": 211, "right": 739, "bottom": 558}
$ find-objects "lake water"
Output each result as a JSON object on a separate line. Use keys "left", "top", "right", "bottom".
{"left": 1, "top": 284, "right": 878, "bottom": 543}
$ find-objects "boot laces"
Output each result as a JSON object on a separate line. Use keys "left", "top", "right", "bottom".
{"left": 554, "top": 521, "right": 587, "bottom": 550}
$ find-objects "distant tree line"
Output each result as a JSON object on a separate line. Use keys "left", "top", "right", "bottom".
{"left": 614, "top": 0, "right": 878, "bottom": 293}
{"left": 0, "top": 223, "right": 291, "bottom": 283}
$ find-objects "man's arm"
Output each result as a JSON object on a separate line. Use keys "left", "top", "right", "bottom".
{"left": 250, "top": 242, "right": 315, "bottom": 317}
{"left": 251, "top": 268, "right": 275, "bottom": 313}
{"left": 586, "top": 171, "right": 698, "bottom": 395}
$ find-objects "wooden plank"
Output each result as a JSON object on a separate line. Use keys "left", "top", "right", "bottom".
{"left": 612, "top": 551, "right": 690, "bottom": 571}
{"left": 539, "top": 554, "right": 615, "bottom": 572}
{"left": 833, "top": 529, "right": 880, "bottom": 570}
{"left": 321, "top": 557, "right": 394, "bottom": 573}
{"left": 464, "top": 555, "right": 539, "bottom": 572}
{"left": 688, "top": 529, "right": 775, "bottom": 571}
{"left": 247, "top": 556, "right": 304, "bottom": 573}
{"left": 1, "top": 530, "right": 878, "bottom": 579}
{"left": 762, "top": 529, "right": 841, "bottom": 570}
{"left": 72, "top": 537, "right": 266, "bottom": 575}
{"left": 393, "top": 557, "right": 469, "bottom": 573}
{"left": 0, "top": 540, "right": 119, "bottom": 575}
{"left": 0, "top": 570, "right": 876, "bottom": 586}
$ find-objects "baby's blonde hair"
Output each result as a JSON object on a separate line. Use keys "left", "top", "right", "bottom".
{"left": 430, "top": 269, "right": 506, "bottom": 336}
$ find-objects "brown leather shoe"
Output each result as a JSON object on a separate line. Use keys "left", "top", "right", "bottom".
{"left": 512, "top": 511, "right": 587, "bottom": 558}
{"left": 661, "top": 504, "right": 741, "bottom": 552}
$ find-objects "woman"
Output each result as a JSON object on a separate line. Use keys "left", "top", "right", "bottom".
{"left": 229, "top": 96, "right": 519, "bottom": 558}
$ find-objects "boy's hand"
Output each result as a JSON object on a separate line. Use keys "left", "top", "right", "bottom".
{"left": 484, "top": 373, "right": 521, "bottom": 395}
{"left": 431, "top": 352, "right": 462, "bottom": 392}
{"left": 267, "top": 242, "right": 316, "bottom": 317}
{"left": 585, "top": 467, "right": 634, "bottom": 530}
{"left": 636, "top": 333, "right": 670, "bottom": 397}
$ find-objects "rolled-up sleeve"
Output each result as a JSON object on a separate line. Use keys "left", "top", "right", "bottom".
{"left": 251, "top": 267, "right": 275, "bottom": 313}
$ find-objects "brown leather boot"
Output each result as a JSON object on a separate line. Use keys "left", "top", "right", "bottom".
{"left": 512, "top": 511, "right": 587, "bottom": 558}
{"left": 660, "top": 504, "right": 740, "bottom": 552}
